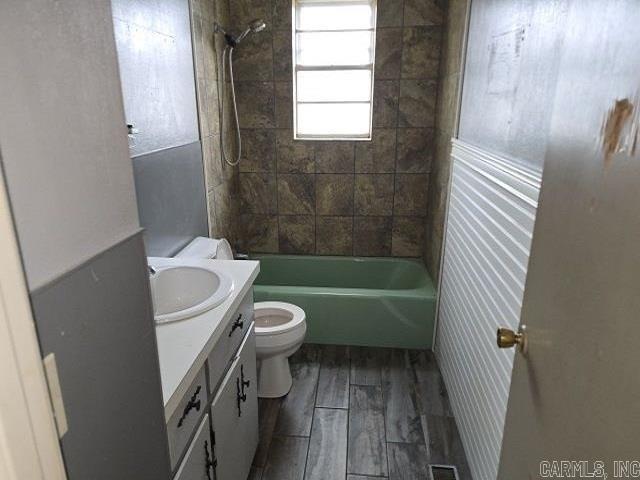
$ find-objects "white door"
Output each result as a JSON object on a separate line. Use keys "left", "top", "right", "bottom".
{"left": 0, "top": 157, "right": 66, "bottom": 479}
{"left": 498, "top": 2, "right": 640, "bottom": 477}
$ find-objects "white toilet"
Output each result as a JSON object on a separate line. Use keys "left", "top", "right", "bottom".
{"left": 254, "top": 301, "right": 306, "bottom": 398}
{"left": 176, "top": 237, "right": 307, "bottom": 398}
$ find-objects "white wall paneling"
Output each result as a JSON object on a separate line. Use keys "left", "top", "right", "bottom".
{"left": 435, "top": 139, "right": 542, "bottom": 480}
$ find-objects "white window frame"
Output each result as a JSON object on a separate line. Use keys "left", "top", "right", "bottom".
{"left": 292, "top": 0, "right": 378, "bottom": 141}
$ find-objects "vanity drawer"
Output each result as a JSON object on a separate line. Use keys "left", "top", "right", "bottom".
{"left": 173, "top": 414, "right": 214, "bottom": 480}
{"left": 168, "top": 366, "right": 208, "bottom": 471}
{"left": 207, "top": 287, "right": 254, "bottom": 395}
{"left": 209, "top": 326, "right": 259, "bottom": 480}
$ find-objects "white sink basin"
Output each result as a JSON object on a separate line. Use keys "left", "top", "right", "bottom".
{"left": 150, "top": 265, "right": 234, "bottom": 324}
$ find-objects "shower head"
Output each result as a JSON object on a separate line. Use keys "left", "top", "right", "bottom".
{"left": 248, "top": 19, "right": 267, "bottom": 33}
{"left": 215, "top": 19, "right": 267, "bottom": 47}
{"left": 235, "top": 18, "right": 267, "bottom": 44}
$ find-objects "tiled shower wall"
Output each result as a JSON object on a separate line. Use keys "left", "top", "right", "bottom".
{"left": 191, "top": 0, "right": 242, "bottom": 247}
{"left": 230, "top": 0, "right": 445, "bottom": 256}
{"left": 424, "top": 0, "right": 469, "bottom": 280}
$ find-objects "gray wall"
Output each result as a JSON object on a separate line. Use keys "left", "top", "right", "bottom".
{"left": 112, "top": 0, "right": 200, "bottom": 157}
{"left": 458, "top": 0, "right": 568, "bottom": 169}
{"left": 0, "top": 0, "right": 171, "bottom": 478}
{"left": 112, "top": 0, "right": 208, "bottom": 256}
{"left": 132, "top": 142, "right": 208, "bottom": 256}
{"left": 0, "top": 0, "right": 141, "bottom": 290}
{"left": 31, "top": 233, "right": 171, "bottom": 480}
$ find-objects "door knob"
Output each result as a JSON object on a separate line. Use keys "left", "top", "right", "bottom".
{"left": 496, "top": 326, "right": 527, "bottom": 353}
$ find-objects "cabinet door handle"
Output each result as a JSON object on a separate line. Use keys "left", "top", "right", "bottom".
{"left": 204, "top": 440, "right": 217, "bottom": 480}
{"left": 229, "top": 313, "right": 244, "bottom": 337}
{"left": 241, "top": 364, "right": 250, "bottom": 396}
{"left": 236, "top": 378, "right": 246, "bottom": 417}
{"left": 177, "top": 385, "right": 202, "bottom": 427}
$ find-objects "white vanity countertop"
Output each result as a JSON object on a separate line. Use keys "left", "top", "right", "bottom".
{"left": 148, "top": 257, "right": 260, "bottom": 420}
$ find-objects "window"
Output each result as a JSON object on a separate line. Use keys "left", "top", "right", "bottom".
{"left": 293, "top": 0, "right": 377, "bottom": 140}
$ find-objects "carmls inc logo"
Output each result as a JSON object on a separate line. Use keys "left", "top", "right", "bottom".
{"left": 539, "top": 460, "right": 640, "bottom": 479}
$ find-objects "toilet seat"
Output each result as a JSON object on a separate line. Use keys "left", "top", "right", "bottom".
{"left": 254, "top": 302, "right": 305, "bottom": 336}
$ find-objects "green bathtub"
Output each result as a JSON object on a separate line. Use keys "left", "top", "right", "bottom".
{"left": 252, "top": 255, "right": 436, "bottom": 349}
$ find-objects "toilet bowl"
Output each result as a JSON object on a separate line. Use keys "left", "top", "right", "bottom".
{"left": 254, "top": 301, "right": 306, "bottom": 398}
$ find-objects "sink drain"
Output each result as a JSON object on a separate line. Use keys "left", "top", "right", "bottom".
{"left": 429, "top": 464, "right": 459, "bottom": 480}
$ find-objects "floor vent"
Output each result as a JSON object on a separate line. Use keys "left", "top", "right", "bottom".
{"left": 429, "top": 464, "right": 459, "bottom": 480}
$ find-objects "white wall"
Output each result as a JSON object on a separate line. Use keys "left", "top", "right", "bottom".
{"left": 0, "top": 0, "right": 140, "bottom": 290}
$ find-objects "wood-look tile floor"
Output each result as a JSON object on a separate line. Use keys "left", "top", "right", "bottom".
{"left": 249, "top": 344, "right": 471, "bottom": 480}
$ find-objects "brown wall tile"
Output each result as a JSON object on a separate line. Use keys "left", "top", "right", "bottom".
{"left": 230, "top": 0, "right": 273, "bottom": 31}
{"left": 403, "top": 0, "right": 444, "bottom": 26}
{"left": 373, "top": 80, "right": 400, "bottom": 128}
{"left": 424, "top": 0, "right": 470, "bottom": 280}
{"left": 276, "top": 129, "right": 314, "bottom": 173}
{"left": 315, "top": 142, "right": 355, "bottom": 173}
{"left": 199, "top": 0, "right": 448, "bottom": 259}
{"left": 377, "top": 0, "right": 405, "bottom": 27}
{"left": 242, "top": 214, "right": 279, "bottom": 253}
{"left": 239, "top": 129, "right": 276, "bottom": 172}
{"left": 394, "top": 174, "right": 429, "bottom": 216}
{"left": 275, "top": 82, "right": 293, "bottom": 128}
{"left": 354, "top": 174, "right": 395, "bottom": 215}
{"left": 401, "top": 27, "right": 442, "bottom": 79}
{"left": 202, "top": 135, "right": 223, "bottom": 188}
{"left": 272, "top": 30, "right": 292, "bottom": 81}
{"left": 354, "top": 216, "right": 392, "bottom": 256}
{"left": 232, "top": 33, "right": 274, "bottom": 81}
{"left": 240, "top": 172, "right": 277, "bottom": 214}
{"left": 316, "top": 216, "right": 353, "bottom": 255}
{"left": 277, "top": 174, "right": 315, "bottom": 214}
{"left": 272, "top": 0, "right": 291, "bottom": 31}
{"left": 193, "top": 0, "right": 241, "bottom": 251}
{"left": 236, "top": 81, "right": 275, "bottom": 128}
{"left": 316, "top": 174, "right": 354, "bottom": 215}
{"left": 398, "top": 79, "right": 437, "bottom": 127}
{"left": 279, "top": 215, "right": 315, "bottom": 253}
{"left": 392, "top": 216, "right": 425, "bottom": 256}
{"left": 396, "top": 128, "right": 434, "bottom": 173}
{"left": 375, "top": 28, "right": 403, "bottom": 79}
{"left": 355, "top": 129, "right": 397, "bottom": 173}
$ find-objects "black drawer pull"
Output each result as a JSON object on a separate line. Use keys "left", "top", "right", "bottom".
{"left": 236, "top": 378, "right": 246, "bottom": 417}
{"left": 204, "top": 440, "right": 217, "bottom": 480}
{"left": 228, "top": 313, "right": 244, "bottom": 337}
{"left": 177, "top": 385, "right": 201, "bottom": 427}
{"left": 241, "top": 364, "right": 250, "bottom": 396}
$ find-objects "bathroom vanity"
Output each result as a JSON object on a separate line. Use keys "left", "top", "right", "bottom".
{"left": 151, "top": 257, "right": 260, "bottom": 480}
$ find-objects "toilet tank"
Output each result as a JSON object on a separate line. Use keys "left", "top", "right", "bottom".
{"left": 175, "top": 237, "right": 234, "bottom": 260}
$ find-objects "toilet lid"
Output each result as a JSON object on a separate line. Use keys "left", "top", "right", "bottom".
{"left": 254, "top": 301, "right": 306, "bottom": 335}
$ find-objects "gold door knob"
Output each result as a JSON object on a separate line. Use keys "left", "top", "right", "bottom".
{"left": 497, "top": 326, "right": 527, "bottom": 353}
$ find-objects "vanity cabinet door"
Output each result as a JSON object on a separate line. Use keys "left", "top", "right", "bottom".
{"left": 173, "top": 414, "right": 214, "bottom": 480}
{"left": 210, "top": 327, "right": 259, "bottom": 480}
{"left": 207, "top": 288, "right": 254, "bottom": 395}
{"left": 167, "top": 367, "right": 208, "bottom": 471}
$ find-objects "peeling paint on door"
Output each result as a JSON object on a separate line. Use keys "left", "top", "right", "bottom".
{"left": 601, "top": 96, "right": 638, "bottom": 166}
